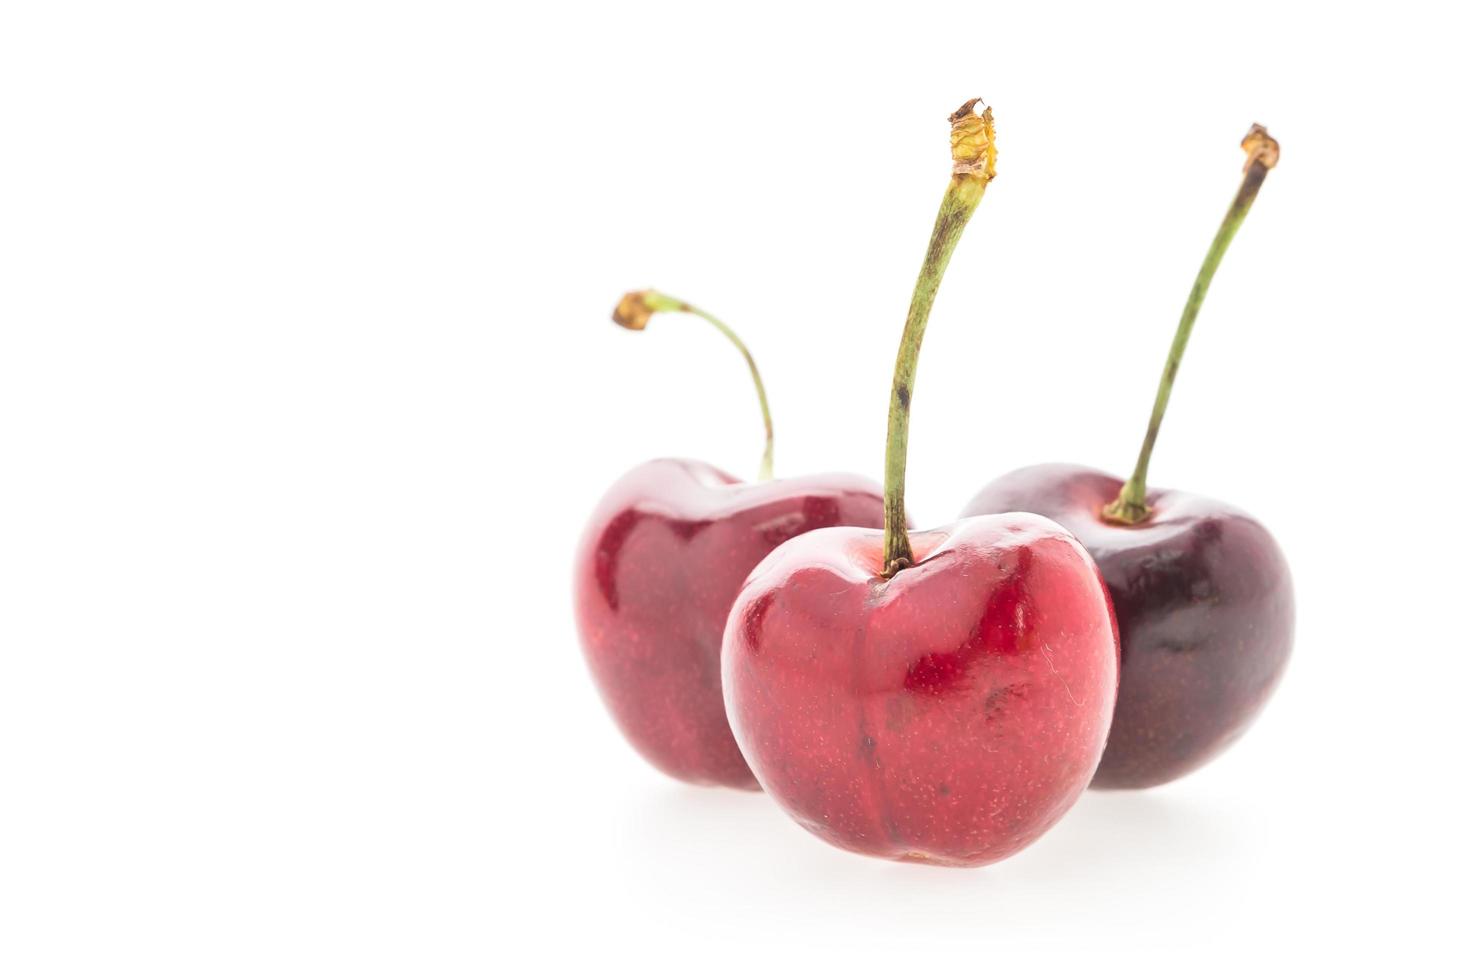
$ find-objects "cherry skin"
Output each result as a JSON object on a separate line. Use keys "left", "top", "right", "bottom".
{"left": 721, "top": 514, "right": 1119, "bottom": 866}
{"left": 962, "top": 464, "right": 1293, "bottom": 789}
{"left": 574, "top": 458, "right": 886, "bottom": 789}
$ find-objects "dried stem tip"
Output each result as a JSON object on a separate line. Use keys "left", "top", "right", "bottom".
{"left": 612, "top": 289, "right": 687, "bottom": 331}
{"left": 950, "top": 99, "right": 997, "bottom": 179}
{"left": 1241, "top": 124, "right": 1280, "bottom": 171}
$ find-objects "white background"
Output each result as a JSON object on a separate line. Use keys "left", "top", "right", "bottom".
{"left": 2, "top": 1, "right": 1466, "bottom": 976}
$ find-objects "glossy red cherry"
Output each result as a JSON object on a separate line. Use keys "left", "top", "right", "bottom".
{"left": 963, "top": 125, "right": 1292, "bottom": 789}
{"left": 576, "top": 459, "right": 884, "bottom": 788}
{"left": 721, "top": 100, "right": 1119, "bottom": 865}
{"left": 723, "top": 516, "right": 1117, "bottom": 865}
{"left": 573, "top": 291, "right": 885, "bottom": 788}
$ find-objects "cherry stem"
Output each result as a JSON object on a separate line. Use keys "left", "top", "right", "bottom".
{"left": 1102, "top": 124, "right": 1281, "bottom": 525}
{"left": 882, "top": 99, "right": 998, "bottom": 577}
{"left": 612, "top": 289, "right": 775, "bottom": 480}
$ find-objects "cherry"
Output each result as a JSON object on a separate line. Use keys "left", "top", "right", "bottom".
{"left": 721, "top": 101, "right": 1119, "bottom": 865}
{"left": 963, "top": 125, "right": 1293, "bottom": 789}
{"left": 574, "top": 291, "right": 886, "bottom": 788}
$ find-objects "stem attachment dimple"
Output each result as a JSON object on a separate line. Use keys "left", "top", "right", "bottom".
{"left": 1101, "top": 124, "right": 1280, "bottom": 526}
{"left": 612, "top": 289, "right": 775, "bottom": 481}
{"left": 881, "top": 100, "right": 998, "bottom": 577}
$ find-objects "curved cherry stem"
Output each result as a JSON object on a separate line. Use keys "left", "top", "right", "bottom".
{"left": 882, "top": 99, "right": 998, "bottom": 577}
{"left": 612, "top": 289, "right": 774, "bottom": 480}
{"left": 1102, "top": 124, "right": 1281, "bottom": 525}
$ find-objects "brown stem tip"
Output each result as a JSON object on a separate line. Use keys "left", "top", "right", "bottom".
{"left": 1241, "top": 124, "right": 1280, "bottom": 171}
{"left": 948, "top": 97, "right": 986, "bottom": 124}
{"left": 613, "top": 291, "right": 655, "bottom": 331}
{"left": 950, "top": 99, "right": 997, "bottom": 179}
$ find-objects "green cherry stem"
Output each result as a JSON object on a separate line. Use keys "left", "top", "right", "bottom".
{"left": 612, "top": 289, "right": 775, "bottom": 481}
{"left": 1101, "top": 124, "right": 1280, "bottom": 525}
{"left": 882, "top": 99, "right": 998, "bottom": 577}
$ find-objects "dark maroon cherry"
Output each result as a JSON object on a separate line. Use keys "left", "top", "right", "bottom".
{"left": 963, "top": 125, "right": 1293, "bottom": 789}
{"left": 963, "top": 464, "right": 1291, "bottom": 788}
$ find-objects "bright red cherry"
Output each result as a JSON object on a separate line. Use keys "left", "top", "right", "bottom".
{"left": 574, "top": 292, "right": 885, "bottom": 789}
{"left": 963, "top": 126, "right": 1293, "bottom": 789}
{"left": 722, "top": 101, "right": 1119, "bottom": 865}
{"left": 724, "top": 517, "right": 1117, "bottom": 865}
